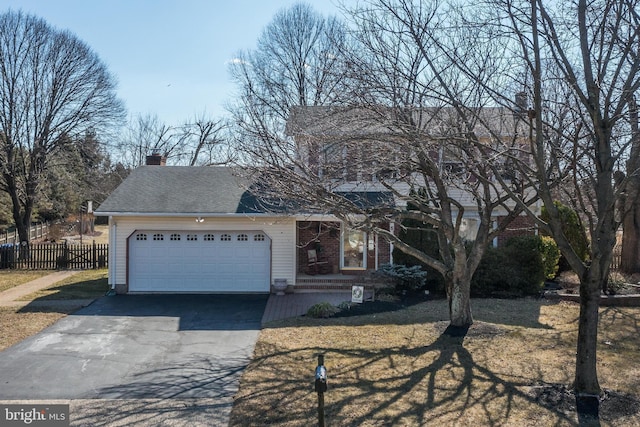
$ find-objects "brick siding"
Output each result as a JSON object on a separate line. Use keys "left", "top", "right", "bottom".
{"left": 296, "top": 221, "right": 393, "bottom": 273}
{"left": 496, "top": 215, "right": 536, "bottom": 246}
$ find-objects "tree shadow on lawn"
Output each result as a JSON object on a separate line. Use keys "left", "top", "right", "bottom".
{"left": 230, "top": 325, "right": 640, "bottom": 426}
{"left": 296, "top": 297, "right": 558, "bottom": 330}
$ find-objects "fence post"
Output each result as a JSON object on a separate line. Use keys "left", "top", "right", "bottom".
{"left": 64, "top": 240, "right": 69, "bottom": 270}
{"left": 92, "top": 241, "right": 97, "bottom": 269}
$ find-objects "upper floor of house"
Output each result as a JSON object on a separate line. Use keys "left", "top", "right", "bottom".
{"left": 285, "top": 103, "right": 533, "bottom": 187}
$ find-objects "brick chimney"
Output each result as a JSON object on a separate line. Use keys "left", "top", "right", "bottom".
{"left": 514, "top": 92, "right": 528, "bottom": 118}
{"left": 145, "top": 151, "right": 166, "bottom": 166}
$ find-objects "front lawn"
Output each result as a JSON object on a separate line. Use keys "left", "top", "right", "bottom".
{"left": 0, "top": 269, "right": 108, "bottom": 351}
{"left": 18, "top": 269, "right": 108, "bottom": 300}
{"left": 0, "top": 270, "right": 49, "bottom": 293}
{"left": 230, "top": 298, "right": 640, "bottom": 426}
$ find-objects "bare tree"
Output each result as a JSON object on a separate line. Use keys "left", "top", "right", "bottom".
{"left": 234, "top": 0, "right": 538, "bottom": 328}
{"left": 116, "top": 112, "right": 231, "bottom": 167}
{"left": 179, "top": 113, "right": 231, "bottom": 166}
{"left": 619, "top": 96, "right": 640, "bottom": 273}
{"left": 0, "top": 10, "right": 124, "bottom": 245}
{"left": 528, "top": 0, "right": 639, "bottom": 404}
{"left": 116, "top": 113, "right": 182, "bottom": 168}
{"left": 427, "top": 0, "right": 640, "bottom": 410}
{"left": 228, "top": 2, "right": 352, "bottom": 145}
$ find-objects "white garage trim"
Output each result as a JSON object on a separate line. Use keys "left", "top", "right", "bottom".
{"left": 128, "top": 230, "right": 271, "bottom": 293}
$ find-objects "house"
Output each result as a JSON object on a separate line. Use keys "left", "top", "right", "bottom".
{"left": 97, "top": 103, "right": 537, "bottom": 295}
{"left": 96, "top": 155, "right": 395, "bottom": 294}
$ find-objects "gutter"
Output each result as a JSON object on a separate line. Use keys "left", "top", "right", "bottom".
{"left": 94, "top": 212, "right": 288, "bottom": 218}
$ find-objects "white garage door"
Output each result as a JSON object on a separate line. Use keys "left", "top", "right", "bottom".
{"left": 128, "top": 230, "right": 271, "bottom": 293}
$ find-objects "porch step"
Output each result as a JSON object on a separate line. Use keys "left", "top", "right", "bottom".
{"left": 295, "top": 274, "right": 357, "bottom": 291}
{"left": 294, "top": 283, "right": 355, "bottom": 293}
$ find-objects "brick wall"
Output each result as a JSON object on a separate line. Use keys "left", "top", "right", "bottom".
{"left": 297, "top": 221, "right": 341, "bottom": 273}
{"left": 296, "top": 221, "right": 393, "bottom": 273}
{"left": 496, "top": 215, "right": 536, "bottom": 246}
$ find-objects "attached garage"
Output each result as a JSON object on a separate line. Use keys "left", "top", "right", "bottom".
{"left": 95, "top": 165, "right": 296, "bottom": 294}
{"left": 128, "top": 230, "right": 271, "bottom": 293}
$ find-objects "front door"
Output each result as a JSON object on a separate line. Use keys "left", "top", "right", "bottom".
{"left": 342, "top": 228, "right": 366, "bottom": 270}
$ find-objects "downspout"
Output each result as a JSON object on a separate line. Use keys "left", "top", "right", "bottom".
{"left": 389, "top": 222, "right": 395, "bottom": 265}
{"left": 107, "top": 216, "right": 116, "bottom": 293}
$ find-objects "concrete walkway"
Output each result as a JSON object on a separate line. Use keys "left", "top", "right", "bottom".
{"left": 261, "top": 291, "right": 370, "bottom": 324}
{"left": 0, "top": 270, "right": 85, "bottom": 307}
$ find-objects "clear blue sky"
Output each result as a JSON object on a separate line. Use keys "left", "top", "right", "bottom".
{"left": 2, "top": 0, "right": 348, "bottom": 126}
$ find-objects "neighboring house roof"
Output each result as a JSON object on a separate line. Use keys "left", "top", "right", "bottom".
{"left": 95, "top": 166, "right": 269, "bottom": 215}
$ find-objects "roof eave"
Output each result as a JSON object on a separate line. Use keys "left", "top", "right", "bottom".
{"left": 94, "top": 211, "right": 288, "bottom": 217}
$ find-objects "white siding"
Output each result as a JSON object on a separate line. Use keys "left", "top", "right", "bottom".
{"left": 108, "top": 216, "right": 296, "bottom": 291}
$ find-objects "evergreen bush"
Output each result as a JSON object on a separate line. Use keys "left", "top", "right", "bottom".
{"left": 540, "top": 201, "right": 589, "bottom": 271}
{"left": 472, "top": 235, "right": 556, "bottom": 297}
{"left": 377, "top": 263, "right": 428, "bottom": 294}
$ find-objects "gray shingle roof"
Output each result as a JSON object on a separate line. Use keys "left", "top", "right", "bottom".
{"left": 95, "top": 166, "right": 267, "bottom": 215}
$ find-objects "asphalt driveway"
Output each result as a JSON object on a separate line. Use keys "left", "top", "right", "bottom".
{"left": 0, "top": 294, "right": 267, "bottom": 424}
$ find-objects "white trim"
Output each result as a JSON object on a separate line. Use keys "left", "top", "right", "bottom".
{"left": 389, "top": 222, "right": 395, "bottom": 265}
{"left": 108, "top": 216, "right": 116, "bottom": 290}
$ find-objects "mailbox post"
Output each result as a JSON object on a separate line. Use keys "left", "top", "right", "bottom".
{"left": 315, "top": 354, "right": 327, "bottom": 427}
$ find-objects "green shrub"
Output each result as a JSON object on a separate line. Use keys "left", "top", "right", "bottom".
{"left": 377, "top": 264, "right": 428, "bottom": 294}
{"left": 539, "top": 235, "right": 560, "bottom": 279}
{"left": 472, "top": 235, "right": 551, "bottom": 297}
{"left": 540, "top": 201, "right": 589, "bottom": 271}
{"left": 306, "top": 302, "right": 339, "bottom": 318}
{"left": 471, "top": 246, "right": 520, "bottom": 297}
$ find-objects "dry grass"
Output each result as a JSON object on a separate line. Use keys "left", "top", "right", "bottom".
{"left": 230, "top": 298, "right": 640, "bottom": 426}
{"left": 0, "top": 306, "right": 70, "bottom": 351}
{"left": 0, "top": 269, "right": 107, "bottom": 351}
{"left": 18, "top": 269, "right": 108, "bottom": 300}
{"left": 0, "top": 270, "right": 49, "bottom": 293}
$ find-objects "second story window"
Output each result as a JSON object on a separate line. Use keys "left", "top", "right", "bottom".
{"left": 320, "top": 143, "right": 346, "bottom": 181}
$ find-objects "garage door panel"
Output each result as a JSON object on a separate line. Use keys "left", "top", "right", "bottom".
{"left": 129, "top": 231, "right": 270, "bottom": 293}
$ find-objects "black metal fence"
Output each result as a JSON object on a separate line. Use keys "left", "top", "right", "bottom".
{"left": 0, "top": 242, "right": 108, "bottom": 270}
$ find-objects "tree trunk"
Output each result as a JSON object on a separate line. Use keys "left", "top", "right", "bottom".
{"left": 620, "top": 185, "right": 640, "bottom": 274}
{"left": 6, "top": 183, "right": 32, "bottom": 259}
{"left": 574, "top": 269, "right": 601, "bottom": 396}
{"left": 447, "top": 273, "right": 473, "bottom": 327}
{"left": 621, "top": 96, "right": 640, "bottom": 273}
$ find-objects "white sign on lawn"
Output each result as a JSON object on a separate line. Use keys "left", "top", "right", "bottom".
{"left": 351, "top": 285, "right": 364, "bottom": 303}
